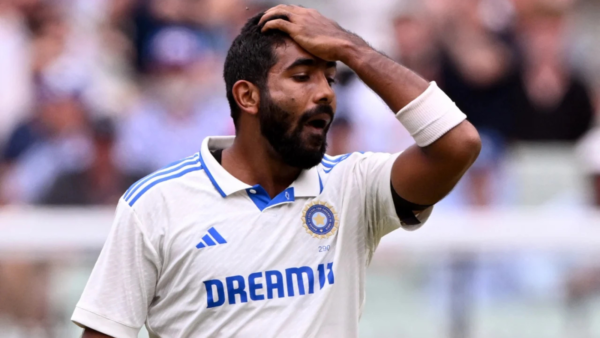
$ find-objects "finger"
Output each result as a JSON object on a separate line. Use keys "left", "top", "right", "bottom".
{"left": 258, "top": 9, "right": 296, "bottom": 26}
{"left": 278, "top": 6, "right": 317, "bottom": 18}
{"left": 261, "top": 18, "right": 298, "bottom": 35}
{"left": 281, "top": 4, "right": 307, "bottom": 12}
{"left": 258, "top": 4, "right": 294, "bottom": 22}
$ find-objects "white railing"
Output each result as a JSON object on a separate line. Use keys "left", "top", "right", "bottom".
{"left": 2, "top": 206, "right": 600, "bottom": 256}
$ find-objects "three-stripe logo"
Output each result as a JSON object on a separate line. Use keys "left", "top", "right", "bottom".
{"left": 196, "top": 227, "right": 227, "bottom": 249}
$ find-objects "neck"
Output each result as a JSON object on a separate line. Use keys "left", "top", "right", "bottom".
{"left": 222, "top": 132, "right": 302, "bottom": 198}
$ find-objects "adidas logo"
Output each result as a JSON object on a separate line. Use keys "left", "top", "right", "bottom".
{"left": 196, "top": 227, "right": 227, "bottom": 249}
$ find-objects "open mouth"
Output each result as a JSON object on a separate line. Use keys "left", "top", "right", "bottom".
{"left": 308, "top": 119, "right": 328, "bottom": 129}
{"left": 305, "top": 114, "right": 332, "bottom": 131}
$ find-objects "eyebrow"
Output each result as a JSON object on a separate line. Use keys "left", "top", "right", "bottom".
{"left": 285, "top": 58, "right": 337, "bottom": 71}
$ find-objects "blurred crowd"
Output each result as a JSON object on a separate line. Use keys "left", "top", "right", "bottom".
{"left": 1, "top": 1, "right": 600, "bottom": 336}
{"left": 0, "top": 0, "right": 599, "bottom": 208}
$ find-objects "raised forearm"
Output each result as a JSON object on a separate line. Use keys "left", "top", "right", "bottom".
{"left": 392, "top": 121, "right": 481, "bottom": 205}
{"left": 341, "top": 42, "right": 480, "bottom": 205}
{"left": 259, "top": 6, "right": 480, "bottom": 204}
{"left": 259, "top": 6, "right": 429, "bottom": 112}
{"left": 340, "top": 44, "right": 429, "bottom": 112}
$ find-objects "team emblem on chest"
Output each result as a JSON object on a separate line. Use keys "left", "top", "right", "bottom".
{"left": 302, "top": 201, "right": 339, "bottom": 239}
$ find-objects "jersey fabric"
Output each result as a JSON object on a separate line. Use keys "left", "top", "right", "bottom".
{"left": 72, "top": 135, "right": 432, "bottom": 338}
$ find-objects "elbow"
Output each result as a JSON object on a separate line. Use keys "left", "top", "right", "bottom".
{"left": 423, "top": 120, "right": 482, "bottom": 169}
{"left": 447, "top": 121, "right": 482, "bottom": 168}
{"left": 462, "top": 125, "right": 482, "bottom": 165}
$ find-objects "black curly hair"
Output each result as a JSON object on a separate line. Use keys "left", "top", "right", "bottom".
{"left": 223, "top": 13, "right": 291, "bottom": 127}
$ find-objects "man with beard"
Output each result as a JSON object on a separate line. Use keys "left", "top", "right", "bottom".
{"left": 74, "top": 6, "right": 481, "bottom": 338}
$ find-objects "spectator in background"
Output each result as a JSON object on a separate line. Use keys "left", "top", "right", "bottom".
{"left": 131, "top": 0, "right": 248, "bottom": 73}
{"left": 0, "top": 0, "right": 109, "bottom": 205}
{"left": 404, "top": 0, "right": 518, "bottom": 206}
{"left": 512, "top": 5, "right": 594, "bottom": 141}
{"left": 114, "top": 25, "right": 232, "bottom": 177}
{"left": 428, "top": 0, "right": 518, "bottom": 141}
{"left": 40, "top": 118, "right": 137, "bottom": 205}
{"left": 392, "top": 12, "right": 440, "bottom": 83}
{"left": 77, "top": 0, "right": 140, "bottom": 122}
{"left": 0, "top": 0, "right": 33, "bottom": 146}
{"left": 0, "top": 85, "right": 93, "bottom": 205}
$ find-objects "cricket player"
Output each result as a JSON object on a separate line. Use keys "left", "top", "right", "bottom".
{"left": 74, "top": 5, "right": 481, "bottom": 338}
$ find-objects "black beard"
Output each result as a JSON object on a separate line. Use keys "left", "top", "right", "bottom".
{"left": 259, "top": 91, "right": 333, "bottom": 169}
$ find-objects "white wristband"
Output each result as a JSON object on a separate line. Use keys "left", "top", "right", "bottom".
{"left": 395, "top": 82, "right": 467, "bottom": 147}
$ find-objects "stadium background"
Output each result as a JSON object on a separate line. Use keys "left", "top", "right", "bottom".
{"left": 1, "top": 0, "right": 600, "bottom": 337}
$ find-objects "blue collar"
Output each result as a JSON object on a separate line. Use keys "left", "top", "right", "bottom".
{"left": 199, "top": 136, "right": 321, "bottom": 211}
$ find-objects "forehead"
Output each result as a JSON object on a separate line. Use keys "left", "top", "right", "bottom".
{"left": 271, "top": 38, "right": 333, "bottom": 72}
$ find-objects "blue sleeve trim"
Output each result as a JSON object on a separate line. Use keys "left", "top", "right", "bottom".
{"left": 320, "top": 152, "right": 364, "bottom": 174}
{"left": 124, "top": 154, "right": 200, "bottom": 200}
{"left": 127, "top": 160, "right": 203, "bottom": 206}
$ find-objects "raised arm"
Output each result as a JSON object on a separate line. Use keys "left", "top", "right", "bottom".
{"left": 260, "top": 6, "right": 481, "bottom": 206}
{"left": 341, "top": 45, "right": 480, "bottom": 205}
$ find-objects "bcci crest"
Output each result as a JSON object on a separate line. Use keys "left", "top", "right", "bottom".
{"left": 302, "top": 201, "right": 339, "bottom": 239}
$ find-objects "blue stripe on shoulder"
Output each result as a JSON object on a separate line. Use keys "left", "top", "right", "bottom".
{"left": 123, "top": 177, "right": 145, "bottom": 200}
{"left": 320, "top": 161, "right": 336, "bottom": 169}
{"left": 124, "top": 154, "right": 199, "bottom": 200}
{"left": 128, "top": 163, "right": 203, "bottom": 206}
{"left": 321, "top": 152, "right": 355, "bottom": 174}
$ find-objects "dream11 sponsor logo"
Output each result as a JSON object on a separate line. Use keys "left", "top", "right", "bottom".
{"left": 203, "top": 262, "right": 335, "bottom": 308}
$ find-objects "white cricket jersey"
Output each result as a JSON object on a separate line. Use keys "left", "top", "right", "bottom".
{"left": 72, "top": 135, "right": 432, "bottom": 338}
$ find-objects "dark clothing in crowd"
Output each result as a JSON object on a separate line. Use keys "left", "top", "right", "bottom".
{"left": 440, "top": 56, "right": 594, "bottom": 143}
{"left": 511, "top": 77, "right": 594, "bottom": 142}
{"left": 2, "top": 122, "right": 43, "bottom": 162}
{"left": 40, "top": 171, "right": 137, "bottom": 205}
{"left": 440, "top": 57, "right": 518, "bottom": 141}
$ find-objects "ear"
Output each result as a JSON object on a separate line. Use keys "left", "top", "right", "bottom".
{"left": 232, "top": 80, "right": 260, "bottom": 115}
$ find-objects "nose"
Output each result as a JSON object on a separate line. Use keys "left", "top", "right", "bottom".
{"left": 314, "top": 74, "right": 335, "bottom": 106}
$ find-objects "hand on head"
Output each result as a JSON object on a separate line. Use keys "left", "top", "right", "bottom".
{"left": 258, "top": 5, "right": 369, "bottom": 63}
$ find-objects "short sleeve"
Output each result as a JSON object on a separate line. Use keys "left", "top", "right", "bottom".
{"left": 72, "top": 199, "right": 160, "bottom": 338}
{"left": 351, "top": 152, "right": 433, "bottom": 254}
